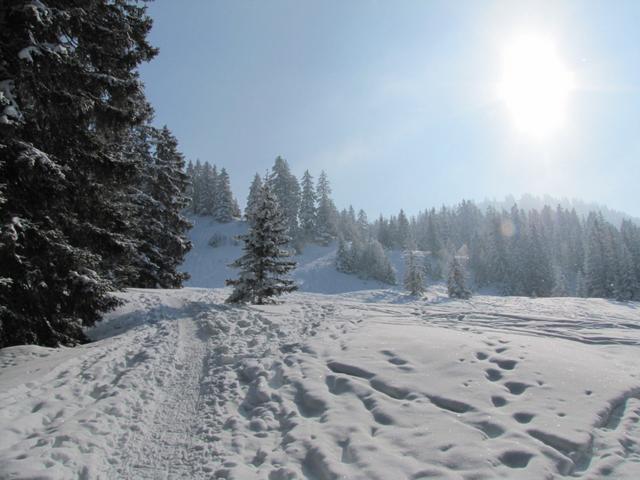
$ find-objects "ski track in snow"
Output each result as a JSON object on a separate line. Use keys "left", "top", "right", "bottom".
{"left": 1, "top": 287, "right": 640, "bottom": 479}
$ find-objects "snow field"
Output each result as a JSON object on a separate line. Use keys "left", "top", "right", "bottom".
{"left": 1, "top": 288, "right": 639, "bottom": 479}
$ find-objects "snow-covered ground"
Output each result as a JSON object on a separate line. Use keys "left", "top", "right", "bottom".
{"left": 1, "top": 218, "right": 639, "bottom": 479}
{"left": 1, "top": 288, "right": 639, "bottom": 479}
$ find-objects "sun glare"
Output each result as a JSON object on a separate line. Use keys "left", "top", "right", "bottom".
{"left": 498, "top": 34, "right": 574, "bottom": 138}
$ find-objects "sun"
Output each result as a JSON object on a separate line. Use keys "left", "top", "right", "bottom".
{"left": 498, "top": 34, "right": 574, "bottom": 138}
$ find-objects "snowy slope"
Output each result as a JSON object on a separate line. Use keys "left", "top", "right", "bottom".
{"left": 1, "top": 288, "right": 639, "bottom": 479}
{"left": 183, "top": 216, "right": 399, "bottom": 293}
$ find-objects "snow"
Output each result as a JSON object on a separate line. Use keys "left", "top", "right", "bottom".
{"left": 183, "top": 216, "right": 396, "bottom": 293}
{"left": 1, "top": 218, "right": 639, "bottom": 478}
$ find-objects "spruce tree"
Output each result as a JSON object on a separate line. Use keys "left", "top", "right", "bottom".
{"left": 336, "top": 236, "right": 354, "bottom": 273}
{"left": 0, "top": 0, "right": 156, "bottom": 347}
{"left": 447, "top": 256, "right": 471, "bottom": 299}
{"left": 200, "top": 163, "right": 218, "bottom": 216}
{"left": 551, "top": 267, "right": 568, "bottom": 297}
{"left": 191, "top": 160, "right": 204, "bottom": 214}
{"left": 213, "top": 167, "right": 235, "bottom": 222}
{"left": 268, "top": 156, "right": 300, "bottom": 238}
{"left": 299, "top": 170, "right": 317, "bottom": 240}
{"left": 614, "top": 242, "right": 637, "bottom": 301}
{"left": 226, "top": 183, "right": 297, "bottom": 304}
{"left": 245, "top": 173, "right": 263, "bottom": 224}
{"left": 316, "top": 171, "right": 337, "bottom": 245}
{"left": 119, "top": 124, "right": 192, "bottom": 288}
{"left": 404, "top": 252, "right": 425, "bottom": 296}
{"left": 397, "top": 209, "right": 411, "bottom": 249}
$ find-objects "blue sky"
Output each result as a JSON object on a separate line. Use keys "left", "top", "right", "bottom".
{"left": 140, "top": 0, "right": 640, "bottom": 217}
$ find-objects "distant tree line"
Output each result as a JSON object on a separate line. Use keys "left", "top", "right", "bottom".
{"left": 185, "top": 161, "right": 241, "bottom": 222}
{"left": 366, "top": 202, "right": 640, "bottom": 300}
{"left": 189, "top": 155, "right": 640, "bottom": 301}
{"left": 0, "top": 1, "right": 191, "bottom": 347}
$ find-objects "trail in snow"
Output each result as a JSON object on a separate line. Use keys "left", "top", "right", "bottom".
{"left": 0, "top": 288, "right": 639, "bottom": 479}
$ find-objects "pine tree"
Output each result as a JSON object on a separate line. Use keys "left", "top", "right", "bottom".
{"left": 404, "top": 251, "right": 425, "bottom": 295}
{"left": 145, "top": 126, "right": 192, "bottom": 286}
{"left": 583, "top": 213, "right": 613, "bottom": 298}
{"left": 299, "top": 170, "right": 317, "bottom": 240}
{"left": 447, "top": 256, "right": 471, "bottom": 299}
{"left": 245, "top": 173, "right": 263, "bottom": 224}
{"left": 226, "top": 183, "right": 297, "bottom": 304}
{"left": 336, "top": 236, "right": 355, "bottom": 273}
{"left": 200, "top": 163, "right": 218, "bottom": 216}
{"left": 614, "top": 242, "right": 637, "bottom": 301}
{"left": 191, "top": 160, "right": 204, "bottom": 214}
{"left": 268, "top": 156, "right": 300, "bottom": 238}
{"left": 213, "top": 167, "right": 235, "bottom": 222}
{"left": 316, "top": 171, "right": 337, "bottom": 245}
{"left": 361, "top": 240, "right": 396, "bottom": 284}
{"left": 523, "top": 213, "right": 553, "bottom": 297}
{"left": 356, "top": 209, "right": 369, "bottom": 239}
{"left": 551, "top": 267, "right": 568, "bottom": 297}
{"left": 0, "top": 0, "right": 157, "bottom": 347}
{"left": 397, "top": 209, "right": 411, "bottom": 249}
{"left": 576, "top": 270, "right": 587, "bottom": 297}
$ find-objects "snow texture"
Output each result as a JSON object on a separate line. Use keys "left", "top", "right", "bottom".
{"left": 1, "top": 288, "right": 639, "bottom": 478}
{"left": 1, "top": 218, "right": 639, "bottom": 478}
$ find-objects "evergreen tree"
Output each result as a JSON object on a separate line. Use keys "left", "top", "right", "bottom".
{"left": 0, "top": 0, "right": 157, "bottom": 347}
{"left": 447, "top": 256, "right": 471, "bottom": 299}
{"left": 583, "top": 213, "right": 614, "bottom": 298}
{"left": 614, "top": 242, "right": 637, "bottom": 301}
{"left": 191, "top": 160, "right": 204, "bottom": 214}
{"left": 361, "top": 240, "right": 396, "bottom": 284}
{"left": 356, "top": 209, "right": 369, "bottom": 239}
{"left": 523, "top": 213, "right": 553, "bottom": 297}
{"left": 397, "top": 209, "right": 411, "bottom": 249}
{"left": 576, "top": 270, "right": 587, "bottom": 297}
{"left": 245, "top": 173, "right": 263, "bottom": 224}
{"left": 404, "top": 252, "right": 425, "bottom": 295}
{"left": 316, "top": 170, "right": 338, "bottom": 244}
{"left": 299, "top": 170, "right": 317, "bottom": 240}
{"left": 268, "top": 156, "right": 300, "bottom": 238}
{"left": 226, "top": 183, "right": 297, "bottom": 304}
{"left": 200, "top": 163, "right": 218, "bottom": 216}
{"left": 336, "top": 236, "right": 355, "bottom": 273}
{"left": 213, "top": 167, "right": 235, "bottom": 222}
{"left": 551, "top": 267, "right": 568, "bottom": 297}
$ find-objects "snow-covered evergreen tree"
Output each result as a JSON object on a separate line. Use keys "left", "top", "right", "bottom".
{"left": 523, "top": 214, "right": 553, "bottom": 297}
{"left": 447, "top": 256, "right": 471, "bottom": 299}
{"left": 551, "top": 266, "right": 568, "bottom": 297}
{"left": 316, "top": 171, "right": 338, "bottom": 244}
{"left": 361, "top": 240, "right": 396, "bottom": 284}
{"left": 397, "top": 209, "right": 411, "bottom": 249}
{"left": 299, "top": 170, "right": 317, "bottom": 241}
{"left": 404, "top": 252, "right": 425, "bottom": 295}
{"left": 576, "top": 270, "right": 587, "bottom": 297}
{"left": 614, "top": 241, "right": 637, "bottom": 301}
{"left": 245, "top": 173, "right": 263, "bottom": 224}
{"left": 226, "top": 183, "right": 297, "bottom": 304}
{"left": 268, "top": 156, "right": 300, "bottom": 238}
{"left": 336, "top": 236, "right": 355, "bottom": 273}
{"left": 213, "top": 167, "right": 235, "bottom": 223}
{"left": 190, "top": 160, "right": 204, "bottom": 214}
{"left": 0, "top": 0, "right": 157, "bottom": 347}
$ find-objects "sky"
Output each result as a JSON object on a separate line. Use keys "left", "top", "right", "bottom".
{"left": 139, "top": 0, "right": 640, "bottom": 218}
